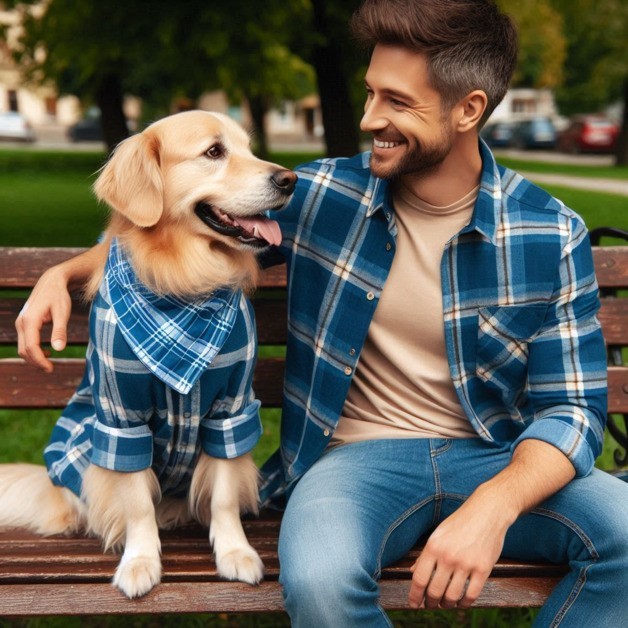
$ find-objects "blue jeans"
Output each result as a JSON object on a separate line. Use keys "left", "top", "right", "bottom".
{"left": 278, "top": 438, "right": 628, "bottom": 627}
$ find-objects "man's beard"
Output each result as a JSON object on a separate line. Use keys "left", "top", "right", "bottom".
{"left": 369, "top": 129, "right": 454, "bottom": 181}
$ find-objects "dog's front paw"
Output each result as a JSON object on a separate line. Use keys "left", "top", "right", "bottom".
{"left": 113, "top": 554, "right": 162, "bottom": 598}
{"left": 216, "top": 546, "right": 264, "bottom": 585}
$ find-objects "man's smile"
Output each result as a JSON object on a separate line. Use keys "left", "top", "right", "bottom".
{"left": 373, "top": 138, "right": 404, "bottom": 149}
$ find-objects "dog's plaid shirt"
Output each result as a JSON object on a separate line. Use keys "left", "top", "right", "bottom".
{"left": 44, "top": 256, "right": 262, "bottom": 498}
{"left": 260, "top": 140, "right": 607, "bottom": 507}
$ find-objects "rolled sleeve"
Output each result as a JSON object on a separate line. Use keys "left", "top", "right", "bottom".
{"left": 520, "top": 222, "right": 607, "bottom": 476}
{"left": 200, "top": 398, "right": 262, "bottom": 459}
{"left": 92, "top": 422, "right": 153, "bottom": 472}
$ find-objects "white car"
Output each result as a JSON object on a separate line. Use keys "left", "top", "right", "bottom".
{"left": 0, "top": 111, "right": 36, "bottom": 142}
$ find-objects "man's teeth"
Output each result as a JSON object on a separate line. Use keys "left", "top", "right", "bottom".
{"left": 374, "top": 139, "right": 401, "bottom": 149}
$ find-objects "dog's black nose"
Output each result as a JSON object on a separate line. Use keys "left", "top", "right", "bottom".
{"left": 271, "top": 169, "right": 298, "bottom": 195}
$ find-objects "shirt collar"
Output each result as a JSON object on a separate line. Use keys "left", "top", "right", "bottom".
{"left": 365, "top": 161, "right": 389, "bottom": 218}
{"left": 364, "top": 140, "right": 502, "bottom": 245}
{"left": 465, "top": 139, "right": 501, "bottom": 245}
{"left": 104, "top": 238, "right": 240, "bottom": 395}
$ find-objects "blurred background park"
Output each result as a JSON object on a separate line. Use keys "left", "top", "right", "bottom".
{"left": 0, "top": 0, "right": 627, "bottom": 162}
{"left": 0, "top": 1, "right": 626, "bottom": 626}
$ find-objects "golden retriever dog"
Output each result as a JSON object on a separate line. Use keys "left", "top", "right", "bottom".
{"left": 0, "top": 110, "right": 296, "bottom": 598}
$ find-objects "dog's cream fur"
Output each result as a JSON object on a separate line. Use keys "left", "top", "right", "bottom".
{"left": 0, "top": 110, "right": 296, "bottom": 598}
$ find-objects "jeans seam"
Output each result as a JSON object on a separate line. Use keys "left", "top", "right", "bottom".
{"left": 374, "top": 496, "right": 435, "bottom": 580}
{"left": 549, "top": 564, "right": 590, "bottom": 627}
{"left": 530, "top": 507, "right": 600, "bottom": 559}
{"left": 430, "top": 442, "right": 448, "bottom": 525}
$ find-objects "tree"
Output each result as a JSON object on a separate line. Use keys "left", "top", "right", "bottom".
{"left": 8, "top": 1, "right": 147, "bottom": 151}
{"left": 197, "top": 0, "right": 316, "bottom": 158}
{"left": 6, "top": 0, "right": 316, "bottom": 155}
{"left": 498, "top": 0, "right": 566, "bottom": 90}
{"left": 308, "top": 0, "right": 362, "bottom": 156}
{"left": 550, "top": 0, "right": 628, "bottom": 165}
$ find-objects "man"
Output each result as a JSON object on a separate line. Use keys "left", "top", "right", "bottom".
{"left": 17, "top": 1, "right": 628, "bottom": 626}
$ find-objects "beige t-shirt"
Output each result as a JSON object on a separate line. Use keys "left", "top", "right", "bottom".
{"left": 332, "top": 182, "right": 480, "bottom": 446}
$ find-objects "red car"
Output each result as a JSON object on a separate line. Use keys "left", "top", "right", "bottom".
{"left": 558, "top": 115, "right": 619, "bottom": 153}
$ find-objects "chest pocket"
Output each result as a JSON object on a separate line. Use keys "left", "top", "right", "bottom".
{"left": 476, "top": 303, "right": 547, "bottom": 392}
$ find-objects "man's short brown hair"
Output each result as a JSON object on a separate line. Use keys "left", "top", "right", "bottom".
{"left": 350, "top": 0, "right": 518, "bottom": 124}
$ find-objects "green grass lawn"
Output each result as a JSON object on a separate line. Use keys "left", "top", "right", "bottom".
{"left": 493, "top": 155, "right": 628, "bottom": 181}
{"left": 0, "top": 148, "right": 625, "bottom": 627}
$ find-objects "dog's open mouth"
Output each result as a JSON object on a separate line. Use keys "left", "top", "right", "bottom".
{"left": 195, "top": 202, "right": 282, "bottom": 248}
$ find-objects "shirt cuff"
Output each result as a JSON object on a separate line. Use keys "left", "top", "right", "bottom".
{"left": 201, "top": 399, "right": 262, "bottom": 459}
{"left": 511, "top": 417, "right": 596, "bottom": 477}
{"left": 92, "top": 422, "right": 153, "bottom": 472}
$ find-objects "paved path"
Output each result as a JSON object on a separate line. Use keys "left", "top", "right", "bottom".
{"left": 519, "top": 171, "right": 628, "bottom": 197}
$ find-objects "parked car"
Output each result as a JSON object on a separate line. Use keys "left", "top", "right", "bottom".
{"left": 68, "top": 111, "right": 132, "bottom": 142}
{"left": 67, "top": 116, "right": 104, "bottom": 142}
{"left": 510, "top": 117, "right": 557, "bottom": 150}
{"left": 0, "top": 111, "right": 35, "bottom": 142}
{"left": 558, "top": 115, "right": 619, "bottom": 153}
{"left": 480, "top": 121, "right": 516, "bottom": 148}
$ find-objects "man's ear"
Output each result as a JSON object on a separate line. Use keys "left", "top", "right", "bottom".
{"left": 455, "top": 90, "right": 488, "bottom": 133}
{"left": 93, "top": 133, "right": 164, "bottom": 227}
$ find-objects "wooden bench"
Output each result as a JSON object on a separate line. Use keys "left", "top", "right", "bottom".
{"left": 0, "top": 244, "right": 626, "bottom": 618}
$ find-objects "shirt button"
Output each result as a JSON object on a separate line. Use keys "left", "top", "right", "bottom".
{"left": 349, "top": 348, "right": 356, "bottom": 356}
{"left": 323, "top": 429, "right": 330, "bottom": 437}
{"left": 386, "top": 242, "right": 392, "bottom": 251}
{"left": 366, "top": 291, "right": 375, "bottom": 300}
{"left": 344, "top": 366, "right": 352, "bottom": 375}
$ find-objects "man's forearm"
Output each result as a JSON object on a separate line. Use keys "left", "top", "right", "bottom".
{"left": 472, "top": 438, "right": 576, "bottom": 525}
{"left": 61, "top": 241, "right": 109, "bottom": 290}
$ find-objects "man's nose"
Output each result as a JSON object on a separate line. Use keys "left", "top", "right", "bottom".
{"left": 360, "top": 98, "right": 386, "bottom": 133}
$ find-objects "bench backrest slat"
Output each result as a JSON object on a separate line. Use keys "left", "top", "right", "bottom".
{"left": 0, "top": 247, "right": 287, "bottom": 290}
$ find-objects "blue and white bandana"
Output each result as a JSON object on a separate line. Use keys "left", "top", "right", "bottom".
{"left": 105, "top": 238, "right": 240, "bottom": 395}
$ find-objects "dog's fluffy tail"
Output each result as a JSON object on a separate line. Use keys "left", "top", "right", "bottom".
{"left": 0, "top": 464, "right": 86, "bottom": 535}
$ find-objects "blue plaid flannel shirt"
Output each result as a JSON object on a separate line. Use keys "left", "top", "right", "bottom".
{"left": 45, "top": 256, "right": 262, "bottom": 498}
{"left": 260, "top": 140, "right": 607, "bottom": 507}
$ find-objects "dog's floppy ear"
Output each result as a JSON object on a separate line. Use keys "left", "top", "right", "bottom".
{"left": 93, "top": 132, "right": 164, "bottom": 227}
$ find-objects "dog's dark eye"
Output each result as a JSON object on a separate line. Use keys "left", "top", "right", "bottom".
{"left": 205, "top": 144, "right": 225, "bottom": 159}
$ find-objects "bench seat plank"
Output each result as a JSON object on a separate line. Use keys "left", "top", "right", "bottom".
{"left": 0, "top": 512, "right": 566, "bottom": 616}
{"left": 0, "top": 576, "right": 563, "bottom": 616}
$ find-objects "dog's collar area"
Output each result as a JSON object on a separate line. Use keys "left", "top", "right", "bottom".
{"left": 195, "top": 202, "right": 278, "bottom": 248}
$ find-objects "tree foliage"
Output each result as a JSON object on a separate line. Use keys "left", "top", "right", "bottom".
{"left": 6, "top": 0, "right": 316, "bottom": 153}
{"left": 4, "top": 0, "right": 626, "bottom": 163}
{"left": 498, "top": 0, "right": 566, "bottom": 89}
{"left": 550, "top": 0, "right": 627, "bottom": 114}
{"left": 550, "top": 0, "right": 628, "bottom": 163}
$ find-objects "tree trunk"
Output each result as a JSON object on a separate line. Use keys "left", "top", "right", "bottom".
{"left": 310, "top": 0, "right": 360, "bottom": 157}
{"left": 95, "top": 73, "right": 130, "bottom": 155}
{"left": 248, "top": 94, "right": 270, "bottom": 160}
{"left": 615, "top": 79, "right": 628, "bottom": 166}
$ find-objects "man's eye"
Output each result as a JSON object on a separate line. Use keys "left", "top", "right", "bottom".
{"left": 205, "top": 144, "right": 225, "bottom": 159}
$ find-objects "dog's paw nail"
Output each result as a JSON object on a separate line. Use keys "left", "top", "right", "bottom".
{"left": 217, "top": 548, "right": 264, "bottom": 585}
{"left": 113, "top": 555, "right": 162, "bottom": 598}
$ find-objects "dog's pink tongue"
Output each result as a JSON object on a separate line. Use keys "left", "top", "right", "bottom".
{"left": 234, "top": 215, "right": 282, "bottom": 246}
